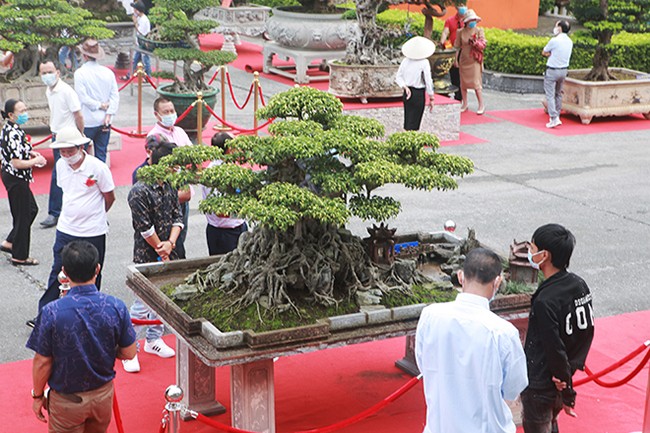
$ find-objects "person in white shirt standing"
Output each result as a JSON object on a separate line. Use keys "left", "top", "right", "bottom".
{"left": 38, "top": 61, "right": 85, "bottom": 229}
{"left": 395, "top": 36, "right": 435, "bottom": 131}
{"left": 127, "top": 1, "right": 152, "bottom": 78}
{"left": 33, "top": 127, "right": 116, "bottom": 325}
{"left": 415, "top": 247, "right": 528, "bottom": 433}
{"left": 74, "top": 39, "right": 119, "bottom": 163}
{"left": 542, "top": 20, "right": 573, "bottom": 129}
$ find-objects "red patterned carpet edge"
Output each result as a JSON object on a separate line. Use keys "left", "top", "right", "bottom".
{"left": 489, "top": 108, "right": 650, "bottom": 136}
{"left": 2, "top": 310, "right": 648, "bottom": 433}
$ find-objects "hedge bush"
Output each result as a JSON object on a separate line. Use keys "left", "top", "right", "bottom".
{"left": 373, "top": 8, "right": 650, "bottom": 74}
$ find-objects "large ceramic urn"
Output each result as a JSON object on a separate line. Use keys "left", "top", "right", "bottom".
{"left": 265, "top": 7, "right": 356, "bottom": 51}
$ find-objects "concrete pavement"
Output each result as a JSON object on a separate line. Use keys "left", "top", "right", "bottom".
{"left": 2, "top": 54, "right": 649, "bottom": 364}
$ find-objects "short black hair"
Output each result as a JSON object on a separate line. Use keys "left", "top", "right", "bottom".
{"left": 1, "top": 98, "right": 20, "bottom": 119}
{"left": 532, "top": 223, "right": 575, "bottom": 269}
{"left": 150, "top": 140, "right": 177, "bottom": 165}
{"left": 61, "top": 241, "right": 99, "bottom": 283}
{"left": 557, "top": 20, "right": 570, "bottom": 34}
{"left": 153, "top": 97, "right": 172, "bottom": 113}
{"left": 463, "top": 248, "right": 502, "bottom": 284}
{"left": 211, "top": 132, "right": 233, "bottom": 150}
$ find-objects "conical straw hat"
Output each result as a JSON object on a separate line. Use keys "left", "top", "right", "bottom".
{"left": 401, "top": 36, "right": 436, "bottom": 60}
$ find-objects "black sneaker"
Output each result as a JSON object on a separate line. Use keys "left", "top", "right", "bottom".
{"left": 26, "top": 318, "right": 36, "bottom": 328}
{"left": 40, "top": 215, "right": 58, "bottom": 228}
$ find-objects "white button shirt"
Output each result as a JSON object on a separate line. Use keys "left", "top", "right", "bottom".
{"left": 46, "top": 80, "right": 81, "bottom": 134}
{"left": 74, "top": 61, "right": 119, "bottom": 128}
{"left": 544, "top": 33, "right": 573, "bottom": 68}
{"left": 415, "top": 293, "right": 528, "bottom": 433}
{"left": 395, "top": 58, "right": 435, "bottom": 96}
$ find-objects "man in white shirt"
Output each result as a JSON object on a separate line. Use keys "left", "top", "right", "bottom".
{"left": 38, "top": 61, "right": 85, "bottom": 229}
{"left": 35, "top": 127, "right": 116, "bottom": 318}
{"left": 129, "top": 1, "right": 152, "bottom": 77}
{"left": 542, "top": 20, "right": 573, "bottom": 129}
{"left": 415, "top": 247, "right": 528, "bottom": 433}
{"left": 75, "top": 39, "right": 119, "bottom": 163}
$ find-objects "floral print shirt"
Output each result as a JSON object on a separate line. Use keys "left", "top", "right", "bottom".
{"left": 0, "top": 121, "right": 32, "bottom": 181}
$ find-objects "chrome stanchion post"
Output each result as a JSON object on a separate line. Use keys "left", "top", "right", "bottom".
{"left": 196, "top": 92, "right": 204, "bottom": 145}
{"left": 164, "top": 385, "right": 184, "bottom": 433}
{"left": 253, "top": 72, "right": 260, "bottom": 136}
{"left": 136, "top": 62, "right": 144, "bottom": 135}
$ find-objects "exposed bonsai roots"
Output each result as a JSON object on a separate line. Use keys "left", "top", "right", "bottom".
{"left": 184, "top": 221, "right": 426, "bottom": 316}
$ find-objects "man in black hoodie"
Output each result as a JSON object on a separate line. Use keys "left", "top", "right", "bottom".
{"left": 522, "top": 223, "right": 594, "bottom": 433}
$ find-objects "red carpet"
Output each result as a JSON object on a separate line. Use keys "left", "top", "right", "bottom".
{"left": 461, "top": 110, "right": 502, "bottom": 125}
{"left": 3, "top": 310, "right": 648, "bottom": 433}
{"left": 440, "top": 132, "right": 488, "bottom": 147}
{"left": 489, "top": 108, "right": 650, "bottom": 136}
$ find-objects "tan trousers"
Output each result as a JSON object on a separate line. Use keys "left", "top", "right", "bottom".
{"left": 48, "top": 380, "right": 114, "bottom": 433}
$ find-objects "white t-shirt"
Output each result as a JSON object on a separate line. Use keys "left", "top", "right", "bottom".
{"left": 46, "top": 80, "right": 81, "bottom": 134}
{"left": 56, "top": 152, "right": 115, "bottom": 237}
{"left": 136, "top": 14, "right": 151, "bottom": 38}
{"left": 415, "top": 292, "right": 528, "bottom": 433}
{"left": 544, "top": 33, "right": 573, "bottom": 69}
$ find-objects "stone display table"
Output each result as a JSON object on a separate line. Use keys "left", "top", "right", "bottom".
{"left": 127, "top": 256, "right": 530, "bottom": 432}
{"left": 263, "top": 42, "right": 345, "bottom": 84}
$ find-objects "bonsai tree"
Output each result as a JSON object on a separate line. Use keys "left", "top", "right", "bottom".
{"left": 149, "top": 0, "right": 236, "bottom": 93}
{"left": 138, "top": 87, "right": 473, "bottom": 316}
{"left": 345, "top": 0, "right": 465, "bottom": 65}
{"left": 569, "top": 0, "right": 650, "bottom": 80}
{"left": 0, "top": 0, "right": 114, "bottom": 82}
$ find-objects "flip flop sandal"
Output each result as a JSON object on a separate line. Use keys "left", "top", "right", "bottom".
{"left": 0, "top": 245, "right": 11, "bottom": 253}
{"left": 11, "top": 257, "right": 39, "bottom": 266}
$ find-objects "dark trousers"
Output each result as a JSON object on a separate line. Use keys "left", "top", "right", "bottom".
{"left": 47, "top": 147, "right": 63, "bottom": 218}
{"left": 450, "top": 65, "right": 462, "bottom": 101}
{"left": 521, "top": 388, "right": 563, "bottom": 433}
{"left": 403, "top": 87, "right": 426, "bottom": 131}
{"left": 39, "top": 231, "right": 106, "bottom": 311}
{"left": 84, "top": 125, "right": 110, "bottom": 163}
{"left": 1, "top": 171, "right": 38, "bottom": 261}
{"left": 206, "top": 222, "right": 247, "bottom": 255}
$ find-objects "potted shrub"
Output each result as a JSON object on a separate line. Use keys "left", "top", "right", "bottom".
{"left": 148, "top": 0, "right": 236, "bottom": 133}
{"left": 559, "top": 0, "right": 650, "bottom": 123}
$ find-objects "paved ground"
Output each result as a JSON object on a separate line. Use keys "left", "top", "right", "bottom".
{"left": 2, "top": 50, "right": 649, "bottom": 364}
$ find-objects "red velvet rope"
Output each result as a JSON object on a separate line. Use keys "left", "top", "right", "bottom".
{"left": 144, "top": 74, "right": 158, "bottom": 90}
{"left": 159, "top": 417, "right": 168, "bottom": 433}
{"left": 194, "top": 375, "right": 422, "bottom": 433}
{"left": 175, "top": 102, "right": 195, "bottom": 124}
{"left": 131, "top": 318, "right": 163, "bottom": 325}
{"left": 574, "top": 341, "right": 650, "bottom": 387}
{"left": 226, "top": 72, "right": 255, "bottom": 110}
{"left": 110, "top": 126, "right": 148, "bottom": 139}
{"left": 32, "top": 134, "right": 53, "bottom": 147}
{"left": 204, "top": 104, "right": 274, "bottom": 133}
{"left": 258, "top": 84, "right": 267, "bottom": 107}
{"left": 580, "top": 345, "right": 650, "bottom": 388}
{"left": 118, "top": 74, "right": 137, "bottom": 92}
{"left": 113, "top": 388, "right": 126, "bottom": 433}
{"left": 208, "top": 67, "right": 221, "bottom": 85}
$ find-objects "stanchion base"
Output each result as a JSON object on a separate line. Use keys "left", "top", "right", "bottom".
{"left": 395, "top": 358, "right": 420, "bottom": 377}
{"left": 212, "top": 125, "right": 233, "bottom": 132}
{"left": 181, "top": 400, "right": 226, "bottom": 421}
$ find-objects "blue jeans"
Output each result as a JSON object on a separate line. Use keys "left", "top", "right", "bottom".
{"left": 58, "top": 46, "right": 79, "bottom": 69}
{"left": 132, "top": 50, "right": 151, "bottom": 76}
{"left": 47, "top": 146, "right": 63, "bottom": 218}
{"left": 130, "top": 298, "right": 163, "bottom": 343}
{"left": 39, "top": 231, "right": 106, "bottom": 311}
{"left": 84, "top": 125, "right": 111, "bottom": 163}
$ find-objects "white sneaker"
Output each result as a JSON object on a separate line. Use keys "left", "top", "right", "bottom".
{"left": 122, "top": 355, "right": 140, "bottom": 373}
{"left": 546, "top": 117, "right": 562, "bottom": 128}
{"left": 144, "top": 338, "right": 175, "bottom": 358}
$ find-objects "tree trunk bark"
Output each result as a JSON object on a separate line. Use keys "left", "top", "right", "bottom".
{"left": 585, "top": 30, "right": 615, "bottom": 81}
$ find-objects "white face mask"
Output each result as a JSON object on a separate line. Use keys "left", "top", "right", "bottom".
{"left": 41, "top": 73, "right": 57, "bottom": 87}
{"left": 553, "top": 26, "right": 561, "bottom": 36}
{"left": 527, "top": 250, "right": 545, "bottom": 270}
{"left": 160, "top": 113, "right": 177, "bottom": 128}
{"left": 61, "top": 150, "right": 83, "bottom": 166}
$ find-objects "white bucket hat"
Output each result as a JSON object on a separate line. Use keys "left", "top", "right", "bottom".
{"left": 401, "top": 36, "right": 436, "bottom": 60}
{"left": 50, "top": 127, "right": 92, "bottom": 149}
{"left": 463, "top": 9, "right": 482, "bottom": 23}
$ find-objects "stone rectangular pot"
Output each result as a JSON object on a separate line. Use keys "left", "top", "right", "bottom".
{"left": 561, "top": 68, "right": 650, "bottom": 124}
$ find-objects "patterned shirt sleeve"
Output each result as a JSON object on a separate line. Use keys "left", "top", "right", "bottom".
{"left": 128, "top": 184, "right": 153, "bottom": 234}
{"left": 25, "top": 308, "right": 54, "bottom": 357}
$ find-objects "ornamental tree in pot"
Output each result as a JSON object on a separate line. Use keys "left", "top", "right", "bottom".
{"left": 137, "top": 86, "right": 474, "bottom": 317}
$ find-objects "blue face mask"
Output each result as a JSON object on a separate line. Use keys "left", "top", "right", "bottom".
{"left": 527, "top": 250, "right": 544, "bottom": 270}
{"left": 458, "top": 6, "right": 467, "bottom": 15}
{"left": 15, "top": 112, "right": 29, "bottom": 125}
{"left": 467, "top": 21, "right": 477, "bottom": 29}
{"left": 160, "top": 113, "right": 177, "bottom": 128}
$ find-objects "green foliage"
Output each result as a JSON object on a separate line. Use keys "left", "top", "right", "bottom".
{"left": 538, "top": 0, "right": 555, "bottom": 15}
{"left": 149, "top": 88, "right": 473, "bottom": 231}
{"left": 246, "top": 0, "right": 301, "bottom": 7}
{"left": 376, "top": 8, "right": 445, "bottom": 47}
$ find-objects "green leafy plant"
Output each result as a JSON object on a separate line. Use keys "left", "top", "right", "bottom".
{"left": 139, "top": 86, "right": 473, "bottom": 315}
{"left": 569, "top": 0, "right": 650, "bottom": 80}
{"left": 148, "top": 0, "right": 236, "bottom": 93}
{"left": 0, "top": 0, "right": 114, "bottom": 82}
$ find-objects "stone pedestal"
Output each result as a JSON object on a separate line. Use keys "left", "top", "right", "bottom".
{"left": 263, "top": 42, "right": 345, "bottom": 84}
{"left": 231, "top": 359, "right": 275, "bottom": 433}
{"left": 195, "top": 5, "right": 271, "bottom": 55}
{"left": 176, "top": 339, "right": 226, "bottom": 420}
{"left": 395, "top": 334, "right": 419, "bottom": 376}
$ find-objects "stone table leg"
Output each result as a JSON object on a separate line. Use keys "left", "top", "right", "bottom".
{"left": 395, "top": 334, "right": 420, "bottom": 377}
{"left": 176, "top": 339, "right": 226, "bottom": 420}
{"left": 231, "top": 359, "right": 275, "bottom": 433}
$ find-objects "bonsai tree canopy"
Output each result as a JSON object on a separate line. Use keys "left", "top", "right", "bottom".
{"left": 139, "top": 87, "right": 473, "bottom": 314}
{"left": 569, "top": 0, "right": 650, "bottom": 81}
{"left": 0, "top": 0, "right": 114, "bottom": 82}
{"left": 150, "top": 0, "right": 236, "bottom": 93}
